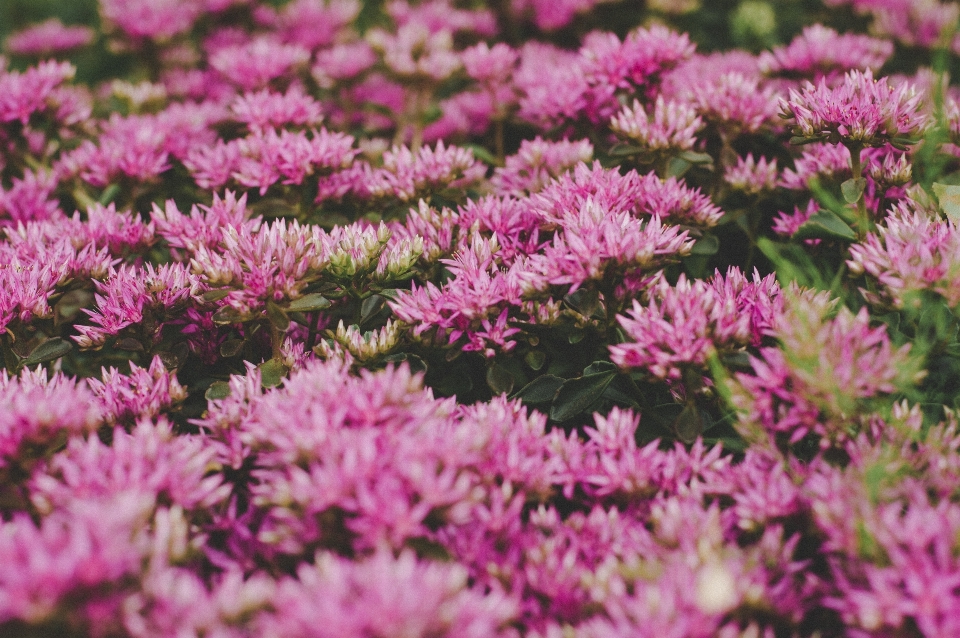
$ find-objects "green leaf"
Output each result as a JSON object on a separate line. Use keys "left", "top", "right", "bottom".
{"left": 583, "top": 360, "right": 617, "bottom": 375}
{"left": 564, "top": 288, "right": 600, "bottom": 317}
{"left": 840, "top": 178, "right": 866, "bottom": 204}
{"left": 259, "top": 358, "right": 287, "bottom": 388}
{"left": 666, "top": 157, "right": 692, "bottom": 178}
{"left": 672, "top": 402, "right": 704, "bottom": 443}
{"left": 266, "top": 301, "right": 290, "bottom": 332}
{"left": 690, "top": 234, "right": 720, "bottom": 256}
{"left": 525, "top": 350, "right": 547, "bottom": 371}
{"left": 678, "top": 150, "right": 714, "bottom": 164}
{"left": 219, "top": 339, "right": 245, "bottom": 358}
{"left": 204, "top": 381, "right": 232, "bottom": 401}
{"left": 98, "top": 183, "right": 121, "bottom": 206}
{"left": 462, "top": 143, "right": 498, "bottom": 165}
{"left": 202, "top": 289, "right": 231, "bottom": 302}
{"left": 212, "top": 306, "right": 248, "bottom": 325}
{"left": 286, "top": 293, "right": 332, "bottom": 313}
{"left": 116, "top": 338, "right": 145, "bottom": 352}
{"left": 792, "top": 209, "right": 856, "bottom": 242}
{"left": 511, "top": 375, "right": 564, "bottom": 406}
{"left": 359, "top": 295, "right": 387, "bottom": 326}
{"left": 22, "top": 338, "right": 73, "bottom": 367}
{"left": 933, "top": 182, "right": 960, "bottom": 221}
{"left": 549, "top": 370, "right": 617, "bottom": 422}
{"left": 382, "top": 352, "right": 427, "bottom": 374}
{"left": 608, "top": 142, "right": 644, "bottom": 157}
{"left": 486, "top": 363, "right": 515, "bottom": 395}
{"left": 789, "top": 135, "right": 821, "bottom": 145}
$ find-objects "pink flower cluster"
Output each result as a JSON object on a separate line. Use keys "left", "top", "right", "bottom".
{"left": 3, "top": 1, "right": 960, "bottom": 636}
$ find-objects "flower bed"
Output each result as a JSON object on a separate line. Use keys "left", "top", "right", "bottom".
{"left": 2, "top": 0, "right": 960, "bottom": 636}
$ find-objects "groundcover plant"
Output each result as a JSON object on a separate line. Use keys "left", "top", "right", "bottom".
{"left": 6, "top": 0, "right": 960, "bottom": 636}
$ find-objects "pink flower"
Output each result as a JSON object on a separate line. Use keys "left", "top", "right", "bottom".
{"left": 758, "top": 24, "right": 893, "bottom": 80}
{"left": 610, "top": 269, "right": 782, "bottom": 383}
{"left": 86, "top": 357, "right": 187, "bottom": 425}
{"left": 523, "top": 199, "right": 693, "bottom": 296}
{"left": 610, "top": 96, "right": 703, "bottom": 153}
{"left": 491, "top": 137, "right": 593, "bottom": 197}
{"left": 0, "top": 60, "right": 76, "bottom": 125}
{"left": 367, "top": 23, "right": 461, "bottom": 82}
{"left": 5, "top": 19, "right": 94, "bottom": 56}
{"left": 100, "top": 0, "right": 204, "bottom": 42}
{"left": 688, "top": 72, "right": 781, "bottom": 135}
{"left": 724, "top": 154, "right": 779, "bottom": 195}
{"left": 0, "top": 367, "right": 101, "bottom": 469}
{"left": 733, "top": 293, "right": 916, "bottom": 447}
{"left": 230, "top": 87, "right": 324, "bottom": 134}
{"left": 209, "top": 37, "right": 310, "bottom": 90}
{"left": 847, "top": 206, "right": 960, "bottom": 308}
{"left": 260, "top": 0, "right": 360, "bottom": 51}
{"left": 781, "top": 70, "right": 929, "bottom": 147}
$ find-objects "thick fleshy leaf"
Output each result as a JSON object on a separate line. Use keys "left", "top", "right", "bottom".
{"left": 550, "top": 370, "right": 617, "bottom": 422}
{"left": 792, "top": 209, "right": 856, "bottom": 242}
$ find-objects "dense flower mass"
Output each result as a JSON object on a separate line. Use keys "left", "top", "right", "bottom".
{"left": 3, "top": 1, "right": 960, "bottom": 636}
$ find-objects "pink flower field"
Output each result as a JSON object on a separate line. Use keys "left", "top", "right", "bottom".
{"left": 3, "top": 0, "right": 960, "bottom": 635}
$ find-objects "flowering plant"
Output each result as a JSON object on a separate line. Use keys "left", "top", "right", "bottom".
{"left": 3, "top": 1, "right": 960, "bottom": 636}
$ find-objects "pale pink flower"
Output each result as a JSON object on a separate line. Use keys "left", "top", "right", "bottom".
{"left": 689, "top": 72, "right": 781, "bottom": 135}
{"left": 725, "top": 154, "right": 779, "bottom": 195}
{"left": 847, "top": 206, "right": 960, "bottom": 308}
{"left": 733, "top": 294, "right": 915, "bottom": 447}
{"left": 387, "top": 0, "right": 498, "bottom": 36}
{"left": 311, "top": 41, "right": 377, "bottom": 88}
{"left": 260, "top": 0, "right": 360, "bottom": 51}
{"left": 611, "top": 96, "right": 703, "bottom": 153}
{"left": 781, "top": 69, "right": 928, "bottom": 147}
{"left": 367, "top": 23, "right": 461, "bottom": 82}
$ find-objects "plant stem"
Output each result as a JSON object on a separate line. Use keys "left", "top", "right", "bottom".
{"left": 848, "top": 143, "right": 868, "bottom": 240}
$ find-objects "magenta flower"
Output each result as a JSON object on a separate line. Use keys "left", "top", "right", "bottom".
{"left": 534, "top": 162, "right": 723, "bottom": 229}
{"left": 370, "top": 142, "right": 483, "bottom": 201}
{"left": 610, "top": 268, "right": 782, "bottom": 384}
{"left": 0, "top": 367, "right": 101, "bottom": 470}
{"left": 0, "top": 60, "right": 77, "bottom": 126}
{"left": 230, "top": 87, "right": 324, "bottom": 134}
{"left": 73, "top": 262, "right": 202, "bottom": 350}
{"left": 491, "top": 137, "right": 594, "bottom": 197}
{"left": 209, "top": 36, "right": 311, "bottom": 90}
{"left": 522, "top": 198, "right": 693, "bottom": 295}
